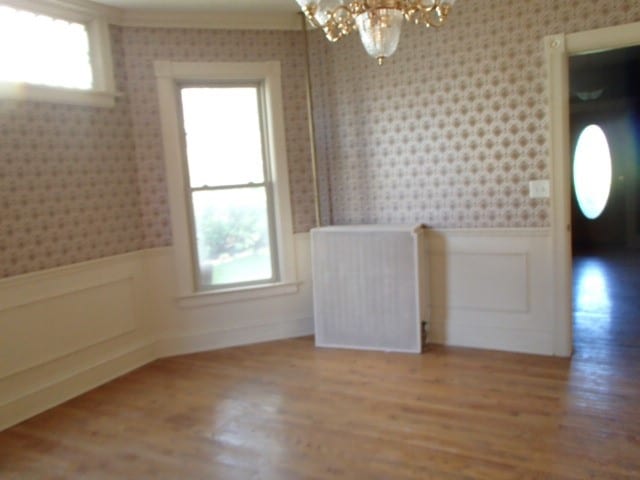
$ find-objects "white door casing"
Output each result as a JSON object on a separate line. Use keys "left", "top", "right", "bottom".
{"left": 545, "top": 21, "right": 640, "bottom": 357}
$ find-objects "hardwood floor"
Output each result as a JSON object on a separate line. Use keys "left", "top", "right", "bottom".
{"left": 1, "top": 332, "right": 640, "bottom": 479}
{"left": 573, "top": 249, "right": 640, "bottom": 350}
{"left": 2, "top": 250, "right": 640, "bottom": 478}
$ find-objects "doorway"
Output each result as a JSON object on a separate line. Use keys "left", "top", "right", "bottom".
{"left": 569, "top": 46, "right": 640, "bottom": 350}
{"left": 546, "top": 22, "right": 640, "bottom": 356}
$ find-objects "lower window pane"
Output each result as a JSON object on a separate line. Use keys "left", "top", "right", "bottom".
{"left": 192, "top": 187, "right": 274, "bottom": 288}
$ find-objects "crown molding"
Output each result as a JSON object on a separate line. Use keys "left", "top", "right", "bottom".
{"left": 1, "top": 0, "right": 121, "bottom": 22}
{"left": 117, "top": 9, "right": 301, "bottom": 30}
{"left": 4, "top": 0, "right": 302, "bottom": 31}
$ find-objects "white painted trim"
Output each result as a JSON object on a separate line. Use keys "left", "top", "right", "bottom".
{"left": 155, "top": 74, "right": 195, "bottom": 293}
{"left": 545, "top": 34, "right": 573, "bottom": 357}
{"left": 0, "top": 0, "right": 121, "bottom": 23}
{"left": 0, "top": 264, "right": 136, "bottom": 313}
{"left": 423, "top": 227, "right": 554, "bottom": 355}
{"left": 0, "top": 227, "right": 557, "bottom": 429}
{"left": 0, "top": 238, "right": 313, "bottom": 431}
{"left": 155, "top": 317, "right": 314, "bottom": 358}
{"left": 2, "top": 0, "right": 302, "bottom": 30}
{"left": 0, "top": 250, "right": 141, "bottom": 295}
{"left": 0, "top": 343, "right": 154, "bottom": 432}
{"left": 0, "top": 2, "right": 119, "bottom": 107}
{"left": 429, "top": 252, "right": 530, "bottom": 314}
{"left": 429, "top": 227, "right": 551, "bottom": 238}
{"left": 566, "top": 21, "right": 640, "bottom": 54}
{"left": 0, "top": 255, "right": 145, "bottom": 379}
{"left": 545, "top": 21, "right": 640, "bottom": 357}
{"left": 154, "top": 60, "right": 298, "bottom": 299}
{"left": 119, "top": 10, "right": 300, "bottom": 30}
{"left": 177, "top": 282, "right": 300, "bottom": 308}
{"left": 88, "top": 16, "right": 116, "bottom": 94}
{"left": 0, "top": 83, "right": 118, "bottom": 108}
{"left": 312, "top": 223, "right": 426, "bottom": 234}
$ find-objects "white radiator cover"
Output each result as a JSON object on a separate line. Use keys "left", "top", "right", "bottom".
{"left": 311, "top": 225, "right": 428, "bottom": 353}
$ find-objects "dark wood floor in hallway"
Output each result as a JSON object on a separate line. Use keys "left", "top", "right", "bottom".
{"left": 2, "top": 331, "right": 640, "bottom": 479}
{"left": 573, "top": 249, "right": 640, "bottom": 350}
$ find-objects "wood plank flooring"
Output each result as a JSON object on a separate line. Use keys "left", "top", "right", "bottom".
{"left": 2, "top": 250, "right": 640, "bottom": 479}
{"left": 1, "top": 335, "right": 640, "bottom": 479}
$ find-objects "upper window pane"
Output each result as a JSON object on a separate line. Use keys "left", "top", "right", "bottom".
{"left": 0, "top": 5, "right": 93, "bottom": 90}
{"left": 573, "top": 124, "right": 612, "bottom": 220}
{"left": 181, "top": 87, "right": 265, "bottom": 188}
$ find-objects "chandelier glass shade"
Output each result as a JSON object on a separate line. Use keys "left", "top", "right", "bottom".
{"left": 296, "top": 0, "right": 457, "bottom": 64}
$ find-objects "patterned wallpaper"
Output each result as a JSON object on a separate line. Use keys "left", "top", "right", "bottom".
{"left": 3, "top": 0, "right": 640, "bottom": 278}
{"left": 0, "top": 27, "right": 143, "bottom": 278}
{"left": 120, "top": 28, "right": 315, "bottom": 248}
{"left": 310, "top": 0, "right": 640, "bottom": 228}
{"left": 0, "top": 26, "right": 315, "bottom": 278}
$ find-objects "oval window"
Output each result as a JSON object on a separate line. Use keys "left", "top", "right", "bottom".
{"left": 573, "top": 124, "right": 612, "bottom": 220}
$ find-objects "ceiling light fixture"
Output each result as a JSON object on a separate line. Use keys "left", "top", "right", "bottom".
{"left": 295, "top": 0, "right": 457, "bottom": 65}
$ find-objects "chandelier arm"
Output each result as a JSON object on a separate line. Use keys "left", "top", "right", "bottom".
{"left": 295, "top": 0, "right": 455, "bottom": 63}
{"left": 420, "top": 4, "right": 451, "bottom": 28}
{"left": 322, "top": 4, "right": 359, "bottom": 42}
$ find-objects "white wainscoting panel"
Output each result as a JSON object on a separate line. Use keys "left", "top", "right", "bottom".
{"left": 0, "top": 253, "right": 153, "bottom": 431}
{"left": 150, "top": 233, "right": 314, "bottom": 358}
{"left": 435, "top": 252, "right": 529, "bottom": 313}
{"left": 425, "top": 228, "right": 554, "bottom": 354}
{"left": 0, "top": 279, "right": 137, "bottom": 378}
{"left": 0, "top": 234, "right": 314, "bottom": 431}
{"left": 0, "top": 229, "right": 557, "bottom": 431}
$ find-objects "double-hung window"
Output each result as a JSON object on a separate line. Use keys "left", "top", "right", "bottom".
{"left": 181, "top": 85, "right": 277, "bottom": 290}
{"left": 155, "top": 61, "right": 297, "bottom": 304}
{"left": 0, "top": 0, "right": 116, "bottom": 107}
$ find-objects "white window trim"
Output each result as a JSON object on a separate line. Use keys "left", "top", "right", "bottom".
{"left": 0, "top": 0, "right": 119, "bottom": 108}
{"left": 155, "top": 60, "right": 298, "bottom": 306}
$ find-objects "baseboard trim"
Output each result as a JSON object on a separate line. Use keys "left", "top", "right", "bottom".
{"left": 0, "top": 343, "right": 155, "bottom": 432}
{"left": 0, "top": 314, "right": 314, "bottom": 431}
{"left": 156, "top": 316, "right": 314, "bottom": 358}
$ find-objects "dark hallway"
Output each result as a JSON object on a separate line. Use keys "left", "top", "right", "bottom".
{"left": 570, "top": 45, "right": 640, "bottom": 354}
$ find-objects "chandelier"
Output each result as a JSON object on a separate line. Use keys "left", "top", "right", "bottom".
{"left": 295, "top": 0, "right": 457, "bottom": 65}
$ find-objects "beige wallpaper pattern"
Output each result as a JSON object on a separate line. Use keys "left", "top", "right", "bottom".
{"left": 311, "top": 0, "right": 640, "bottom": 228}
{"left": 0, "top": 27, "right": 143, "bottom": 278}
{"left": 0, "top": 27, "right": 315, "bottom": 278}
{"left": 2, "top": 1, "right": 640, "bottom": 278}
{"left": 120, "top": 28, "right": 315, "bottom": 248}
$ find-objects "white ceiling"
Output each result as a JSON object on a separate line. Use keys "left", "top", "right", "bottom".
{"left": 93, "top": 0, "right": 299, "bottom": 13}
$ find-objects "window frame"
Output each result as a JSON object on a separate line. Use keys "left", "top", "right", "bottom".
{"left": 179, "top": 82, "right": 280, "bottom": 291}
{"left": 155, "top": 61, "right": 298, "bottom": 306}
{"left": 0, "top": 0, "right": 118, "bottom": 108}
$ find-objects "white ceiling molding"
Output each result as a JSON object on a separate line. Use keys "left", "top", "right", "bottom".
{"left": 2, "top": 0, "right": 122, "bottom": 22}
{"left": 95, "top": 0, "right": 297, "bottom": 13}
{"left": 0, "top": 0, "right": 302, "bottom": 30}
{"left": 6, "top": 0, "right": 301, "bottom": 30}
{"left": 118, "top": 9, "right": 300, "bottom": 30}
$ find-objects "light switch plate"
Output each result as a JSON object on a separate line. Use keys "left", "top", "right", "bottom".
{"left": 529, "top": 180, "right": 550, "bottom": 198}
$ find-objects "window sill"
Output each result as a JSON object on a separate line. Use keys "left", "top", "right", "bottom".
{"left": 0, "top": 82, "right": 120, "bottom": 108}
{"left": 177, "top": 281, "right": 300, "bottom": 309}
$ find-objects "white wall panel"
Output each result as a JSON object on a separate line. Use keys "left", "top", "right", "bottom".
{"left": 437, "top": 253, "right": 529, "bottom": 313}
{"left": 0, "top": 253, "right": 152, "bottom": 431}
{"left": 0, "top": 279, "right": 136, "bottom": 378}
{"left": 151, "top": 233, "right": 314, "bottom": 358}
{"left": 0, "top": 229, "right": 556, "bottom": 431}
{"left": 426, "top": 228, "right": 554, "bottom": 354}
